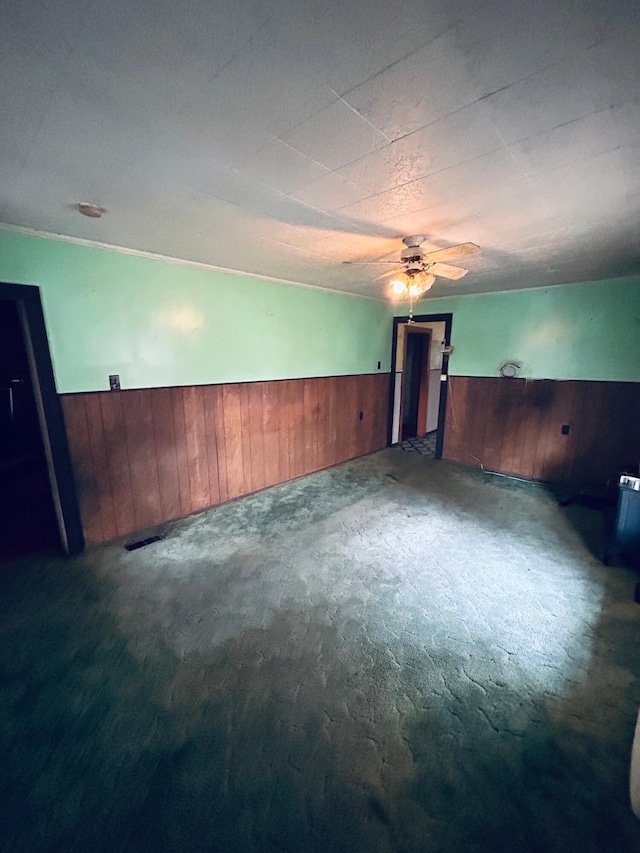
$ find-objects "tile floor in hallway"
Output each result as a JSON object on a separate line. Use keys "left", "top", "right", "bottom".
{"left": 399, "top": 431, "right": 438, "bottom": 457}
{"left": 1, "top": 448, "right": 640, "bottom": 852}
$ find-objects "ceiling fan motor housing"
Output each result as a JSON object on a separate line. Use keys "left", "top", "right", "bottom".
{"left": 401, "top": 243, "right": 429, "bottom": 274}
{"left": 400, "top": 246, "right": 427, "bottom": 260}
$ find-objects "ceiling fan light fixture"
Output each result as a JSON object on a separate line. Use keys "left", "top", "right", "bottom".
{"left": 390, "top": 273, "right": 410, "bottom": 294}
{"left": 391, "top": 270, "right": 436, "bottom": 297}
{"left": 409, "top": 270, "right": 436, "bottom": 294}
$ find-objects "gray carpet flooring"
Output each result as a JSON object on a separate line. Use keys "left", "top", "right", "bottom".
{"left": 2, "top": 449, "right": 640, "bottom": 852}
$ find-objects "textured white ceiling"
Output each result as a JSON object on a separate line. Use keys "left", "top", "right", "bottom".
{"left": 1, "top": 0, "right": 639, "bottom": 298}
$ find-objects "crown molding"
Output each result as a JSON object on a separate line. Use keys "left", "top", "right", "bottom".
{"left": 0, "top": 222, "right": 383, "bottom": 302}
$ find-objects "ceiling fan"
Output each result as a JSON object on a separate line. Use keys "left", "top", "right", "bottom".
{"left": 344, "top": 236, "right": 480, "bottom": 307}
{"left": 346, "top": 235, "right": 479, "bottom": 280}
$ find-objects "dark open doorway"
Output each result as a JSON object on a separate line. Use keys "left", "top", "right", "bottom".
{"left": 0, "top": 283, "right": 83, "bottom": 561}
{"left": 401, "top": 326, "right": 431, "bottom": 440}
{"left": 0, "top": 302, "right": 59, "bottom": 560}
{"left": 388, "top": 313, "right": 453, "bottom": 459}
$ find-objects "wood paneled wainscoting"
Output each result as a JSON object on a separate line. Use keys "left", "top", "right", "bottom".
{"left": 61, "top": 373, "right": 389, "bottom": 546}
{"left": 444, "top": 376, "right": 640, "bottom": 489}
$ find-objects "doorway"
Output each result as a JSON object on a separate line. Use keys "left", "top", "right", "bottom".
{"left": 0, "top": 283, "right": 83, "bottom": 561}
{"left": 388, "top": 313, "right": 453, "bottom": 459}
{"left": 401, "top": 326, "right": 431, "bottom": 440}
{"left": 0, "top": 301, "right": 60, "bottom": 560}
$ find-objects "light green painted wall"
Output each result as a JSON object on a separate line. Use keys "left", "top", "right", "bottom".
{"left": 396, "top": 277, "right": 640, "bottom": 381}
{"left": 0, "top": 230, "right": 393, "bottom": 393}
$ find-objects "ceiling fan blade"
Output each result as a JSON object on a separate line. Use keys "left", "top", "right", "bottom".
{"left": 425, "top": 242, "right": 480, "bottom": 263}
{"left": 342, "top": 260, "right": 403, "bottom": 265}
{"left": 373, "top": 266, "right": 406, "bottom": 282}
{"left": 430, "top": 262, "right": 468, "bottom": 280}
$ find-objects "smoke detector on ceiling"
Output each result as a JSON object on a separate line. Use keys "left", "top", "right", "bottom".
{"left": 76, "top": 202, "right": 106, "bottom": 218}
